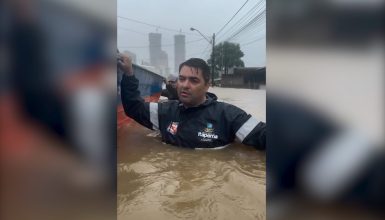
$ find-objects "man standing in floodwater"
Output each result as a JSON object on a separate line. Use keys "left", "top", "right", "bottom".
{"left": 118, "top": 53, "right": 265, "bottom": 150}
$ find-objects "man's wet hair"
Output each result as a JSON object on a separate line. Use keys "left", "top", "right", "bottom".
{"left": 179, "top": 58, "right": 210, "bottom": 84}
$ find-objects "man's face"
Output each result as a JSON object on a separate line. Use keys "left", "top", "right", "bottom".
{"left": 177, "top": 65, "right": 209, "bottom": 107}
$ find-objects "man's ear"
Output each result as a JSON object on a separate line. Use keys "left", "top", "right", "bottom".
{"left": 205, "top": 81, "right": 211, "bottom": 89}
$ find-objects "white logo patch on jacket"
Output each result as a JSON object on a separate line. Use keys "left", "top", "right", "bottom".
{"left": 198, "top": 123, "right": 218, "bottom": 142}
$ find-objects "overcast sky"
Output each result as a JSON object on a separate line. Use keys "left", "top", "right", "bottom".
{"left": 117, "top": 0, "right": 265, "bottom": 73}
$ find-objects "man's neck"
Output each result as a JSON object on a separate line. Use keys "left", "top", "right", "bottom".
{"left": 183, "top": 96, "right": 207, "bottom": 108}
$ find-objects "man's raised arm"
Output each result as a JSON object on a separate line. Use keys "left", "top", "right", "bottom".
{"left": 119, "top": 53, "right": 156, "bottom": 130}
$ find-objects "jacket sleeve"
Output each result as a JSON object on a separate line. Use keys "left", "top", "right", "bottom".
{"left": 161, "top": 89, "right": 170, "bottom": 98}
{"left": 227, "top": 104, "right": 266, "bottom": 150}
{"left": 240, "top": 120, "right": 266, "bottom": 150}
{"left": 120, "top": 74, "right": 159, "bottom": 130}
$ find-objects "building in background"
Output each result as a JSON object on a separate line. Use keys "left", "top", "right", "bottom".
{"left": 221, "top": 67, "right": 266, "bottom": 89}
{"left": 149, "top": 33, "right": 169, "bottom": 77}
{"left": 174, "top": 34, "right": 185, "bottom": 73}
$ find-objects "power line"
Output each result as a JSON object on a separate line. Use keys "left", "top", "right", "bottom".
{"left": 240, "top": 36, "right": 265, "bottom": 46}
{"left": 225, "top": 30, "right": 265, "bottom": 46}
{"left": 119, "top": 38, "right": 205, "bottom": 49}
{"left": 201, "top": 43, "right": 212, "bottom": 57}
{"left": 224, "top": 9, "right": 265, "bottom": 42}
{"left": 118, "top": 16, "right": 178, "bottom": 32}
{"left": 216, "top": 0, "right": 250, "bottom": 36}
{"left": 117, "top": 15, "right": 201, "bottom": 37}
{"left": 216, "top": 1, "right": 264, "bottom": 42}
{"left": 118, "top": 25, "right": 203, "bottom": 44}
{"left": 185, "top": 42, "right": 211, "bottom": 58}
{"left": 230, "top": 26, "right": 265, "bottom": 45}
{"left": 216, "top": 5, "right": 258, "bottom": 41}
{"left": 117, "top": 26, "right": 147, "bottom": 35}
{"left": 226, "top": 17, "right": 265, "bottom": 42}
{"left": 224, "top": 5, "right": 265, "bottom": 40}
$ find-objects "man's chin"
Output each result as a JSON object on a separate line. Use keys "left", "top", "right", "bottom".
{"left": 179, "top": 97, "right": 189, "bottom": 103}
{"left": 179, "top": 98, "right": 193, "bottom": 106}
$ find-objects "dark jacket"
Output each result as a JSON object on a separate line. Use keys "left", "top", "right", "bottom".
{"left": 121, "top": 74, "right": 265, "bottom": 150}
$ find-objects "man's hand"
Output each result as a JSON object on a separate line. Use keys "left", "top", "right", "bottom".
{"left": 118, "top": 53, "right": 133, "bottom": 76}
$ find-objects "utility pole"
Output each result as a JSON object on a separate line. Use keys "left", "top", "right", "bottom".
{"left": 190, "top": 27, "right": 216, "bottom": 87}
{"left": 211, "top": 33, "right": 215, "bottom": 87}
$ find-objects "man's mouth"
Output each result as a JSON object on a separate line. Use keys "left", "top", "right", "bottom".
{"left": 180, "top": 91, "right": 190, "bottom": 97}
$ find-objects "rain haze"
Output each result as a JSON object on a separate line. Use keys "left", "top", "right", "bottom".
{"left": 117, "top": 0, "right": 266, "bottom": 75}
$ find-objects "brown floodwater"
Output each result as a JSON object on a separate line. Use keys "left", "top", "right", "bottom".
{"left": 117, "top": 88, "right": 266, "bottom": 220}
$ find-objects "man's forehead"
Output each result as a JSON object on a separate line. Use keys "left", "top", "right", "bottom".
{"left": 180, "top": 66, "right": 203, "bottom": 76}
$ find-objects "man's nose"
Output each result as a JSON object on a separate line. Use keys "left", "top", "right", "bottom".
{"left": 179, "top": 80, "right": 190, "bottom": 89}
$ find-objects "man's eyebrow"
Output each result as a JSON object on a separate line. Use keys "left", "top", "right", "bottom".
{"left": 179, "top": 74, "right": 199, "bottom": 79}
{"left": 186, "top": 76, "right": 200, "bottom": 80}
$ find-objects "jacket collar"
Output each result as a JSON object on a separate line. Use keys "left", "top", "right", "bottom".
{"left": 178, "top": 92, "right": 218, "bottom": 109}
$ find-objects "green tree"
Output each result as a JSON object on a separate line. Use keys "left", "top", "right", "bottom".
{"left": 207, "top": 41, "right": 244, "bottom": 78}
